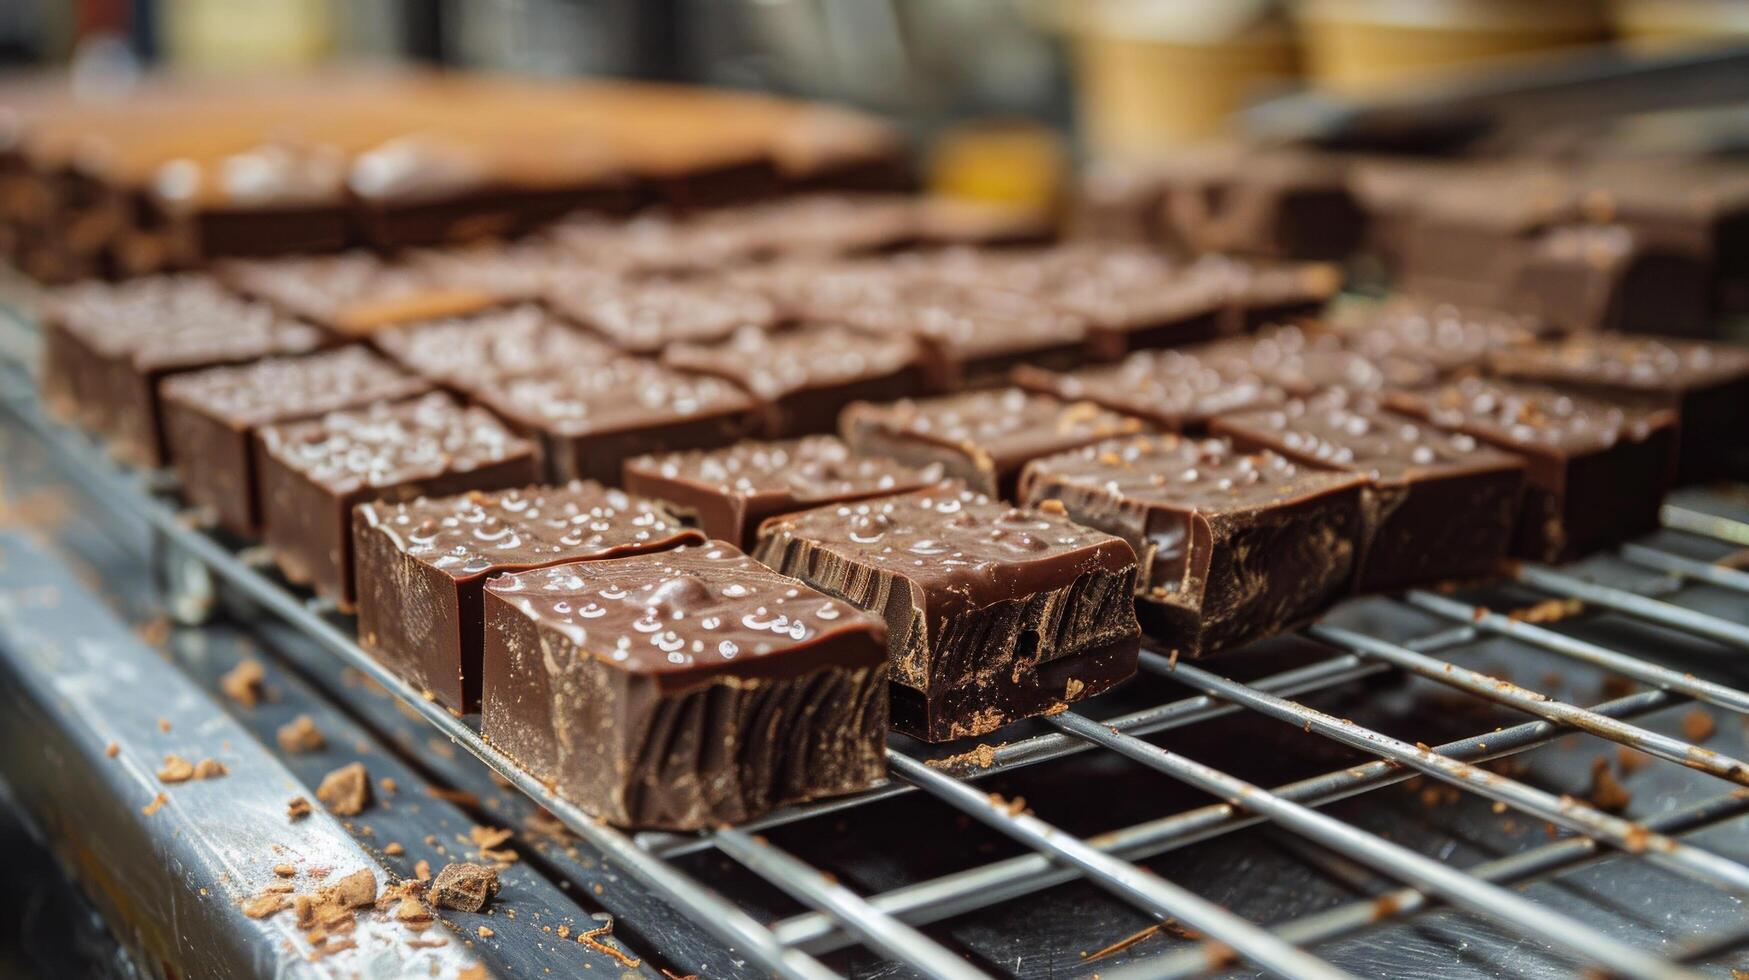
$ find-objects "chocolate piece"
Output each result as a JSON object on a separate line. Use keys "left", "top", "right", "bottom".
{"left": 1399, "top": 165, "right": 1578, "bottom": 308}
{"left": 39, "top": 274, "right": 330, "bottom": 465}
{"left": 663, "top": 323, "right": 927, "bottom": 437}
{"left": 222, "top": 251, "right": 500, "bottom": 336}
{"left": 1189, "top": 327, "right": 1438, "bottom": 396}
{"left": 1069, "top": 159, "right": 1171, "bottom": 243}
{"left": 622, "top": 436, "right": 944, "bottom": 549}
{"left": 1502, "top": 223, "right": 1712, "bottom": 337}
{"left": 410, "top": 240, "right": 611, "bottom": 302}
{"left": 1326, "top": 296, "right": 1548, "bottom": 376}
{"left": 429, "top": 863, "right": 500, "bottom": 913}
{"left": 548, "top": 277, "right": 779, "bottom": 355}
{"left": 1486, "top": 334, "right": 1749, "bottom": 482}
{"left": 1576, "top": 159, "right": 1749, "bottom": 313}
{"left": 1212, "top": 393, "right": 1525, "bottom": 592}
{"left": 481, "top": 541, "right": 889, "bottom": 828}
{"left": 839, "top": 388, "right": 1148, "bottom": 500}
{"left": 255, "top": 392, "right": 539, "bottom": 605}
{"left": 755, "top": 486, "right": 1140, "bottom": 741}
{"left": 160, "top": 347, "right": 433, "bottom": 535}
{"left": 1156, "top": 146, "right": 1365, "bottom": 261}
{"left": 354, "top": 482, "right": 704, "bottom": 712}
{"left": 471, "top": 359, "right": 762, "bottom": 484}
{"left": 1017, "top": 435, "right": 1367, "bottom": 656}
{"left": 1013, "top": 348, "right": 1290, "bottom": 433}
{"left": 371, "top": 305, "right": 617, "bottom": 393}
{"left": 1385, "top": 378, "right": 1678, "bottom": 562}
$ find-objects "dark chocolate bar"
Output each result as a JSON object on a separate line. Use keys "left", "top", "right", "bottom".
{"left": 1326, "top": 296, "right": 1549, "bottom": 376}
{"left": 1017, "top": 434, "right": 1367, "bottom": 657}
{"left": 548, "top": 278, "right": 780, "bottom": 355}
{"left": 1013, "top": 347, "right": 1290, "bottom": 433}
{"left": 223, "top": 251, "right": 500, "bottom": 336}
{"left": 354, "top": 482, "right": 703, "bottom": 712}
{"left": 622, "top": 435, "right": 945, "bottom": 549}
{"left": 481, "top": 541, "right": 889, "bottom": 828}
{"left": 1156, "top": 145, "right": 1366, "bottom": 261}
{"left": 371, "top": 304, "right": 618, "bottom": 393}
{"left": 754, "top": 486, "right": 1140, "bottom": 742}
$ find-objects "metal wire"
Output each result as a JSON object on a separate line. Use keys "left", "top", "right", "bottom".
{"left": 1620, "top": 543, "right": 1749, "bottom": 594}
{"left": 1513, "top": 563, "right": 1749, "bottom": 651}
{"left": 1662, "top": 503, "right": 1749, "bottom": 548}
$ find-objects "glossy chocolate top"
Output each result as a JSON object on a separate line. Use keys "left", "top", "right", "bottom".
{"left": 356, "top": 482, "right": 703, "bottom": 580}
{"left": 258, "top": 392, "right": 534, "bottom": 494}
{"left": 915, "top": 244, "right": 1230, "bottom": 329}
{"left": 1488, "top": 333, "right": 1749, "bottom": 393}
{"left": 1214, "top": 392, "right": 1523, "bottom": 484}
{"left": 1331, "top": 297, "right": 1546, "bottom": 374}
{"left": 1013, "top": 348, "right": 1287, "bottom": 431}
{"left": 1386, "top": 377, "right": 1677, "bottom": 456}
{"left": 476, "top": 359, "right": 757, "bottom": 436}
{"left": 411, "top": 241, "right": 613, "bottom": 300}
{"left": 223, "top": 251, "right": 495, "bottom": 331}
{"left": 1193, "top": 327, "right": 1437, "bottom": 394}
{"left": 160, "top": 346, "right": 432, "bottom": 428}
{"left": 760, "top": 485, "right": 1136, "bottom": 615}
{"left": 47, "top": 273, "right": 327, "bottom": 367}
{"left": 548, "top": 278, "right": 779, "bottom": 354}
{"left": 373, "top": 305, "right": 617, "bottom": 389}
{"left": 682, "top": 193, "right": 921, "bottom": 260}
{"left": 842, "top": 388, "right": 1148, "bottom": 471}
{"left": 1020, "top": 434, "right": 1367, "bottom": 515}
{"left": 484, "top": 541, "right": 886, "bottom": 685}
{"left": 626, "top": 435, "right": 943, "bottom": 504}
{"left": 842, "top": 279, "right": 1088, "bottom": 358}
{"left": 663, "top": 323, "right": 921, "bottom": 400}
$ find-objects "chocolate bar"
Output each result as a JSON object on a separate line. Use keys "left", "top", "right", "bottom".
{"left": 1487, "top": 333, "right": 1749, "bottom": 482}
{"left": 1212, "top": 393, "right": 1525, "bottom": 592}
{"left": 223, "top": 251, "right": 500, "bottom": 337}
{"left": 160, "top": 347, "right": 433, "bottom": 536}
{"left": 1501, "top": 223, "right": 1712, "bottom": 337}
{"left": 1017, "top": 435, "right": 1367, "bottom": 656}
{"left": 663, "top": 323, "right": 927, "bottom": 437}
{"left": 255, "top": 392, "right": 539, "bottom": 605}
{"left": 548, "top": 278, "right": 780, "bottom": 355}
{"left": 1386, "top": 378, "right": 1678, "bottom": 563}
{"left": 1190, "top": 327, "right": 1438, "bottom": 395}
{"left": 839, "top": 387, "right": 1148, "bottom": 500}
{"left": 40, "top": 274, "right": 330, "bottom": 465}
{"left": 1013, "top": 347, "right": 1290, "bottom": 433}
{"left": 354, "top": 482, "right": 703, "bottom": 712}
{"left": 754, "top": 486, "right": 1140, "bottom": 741}
{"left": 471, "top": 359, "right": 762, "bottom": 484}
{"left": 1155, "top": 145, "right": 1366, "bottom": 261}
{"left": 371, "top": 304, "right": 618, "bottom": 392}
{"left": 622, "top": 435, "right": 945, "bottom": 549}
{"left": 1326, "top": 296, "right": 1548, "bottom": 376}
{"left": 481, "top": 541, "right": 889, "bottom": 828}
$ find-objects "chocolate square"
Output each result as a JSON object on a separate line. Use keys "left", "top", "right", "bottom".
{"left": 1386, "top": 378, "right": 1678, "bottom": 563}
{"left": 354, "top": 482, "right": 703, "bottom": 712}
{"left": 160, "top": 347, "right": 434, "bottom": 536}
{"left": 623, "top": 435, "right": 945, "bottom": 549}
{"left": 481, "top": 541, "right": 889, "bottom": 828}
{"left": 754, "top": 486, "right": 1141, "bottom": 742}
{"left": 1155, "top": 146, "right": 1365, "bottom": 261}
{"left": 39, "top": 274, "right": 330, "bottom": 465}
{"left": 1326, "top": 296, "right": 1549, "bottom": 376}
{"left": 1486, "top": 333, "right": 1749, "bottom": 483}
{"left": 840, "top": 387, "right": 1149, "bottom": 500}
{"left": 471, "top": 359, "right": 762, "bottom": 484}
{"left": 255, "top": 392, "right": 539, "bottom": 605}
{"left": 1017, "top": 435, "right": 1368, "bottom": 657}
{"left": 1213, "top": 393, "right": 1525, "bottom": 592}
{"left": 663, "top": 323, "right": 927, "bottom": 437}
{"left": 371, "top": 304, "right": 618, "bottom": 393}
{"left": 222, "top": 251, "right": 500, "bottom": 337}
{"left": 547, "top": 278, "right": 779, "bottom": 355}
{"left": 1013, "top": 348, "right": 1290, "bottom": 433}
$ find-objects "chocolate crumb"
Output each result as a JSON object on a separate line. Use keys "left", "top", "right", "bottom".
{"left": 1682, "top": 708, "right": 1717, "bottom": 743}
{"left": 1617, "top": 746, "right": 1652, "bottom": 774}
{"left": 158, "top": 755, "right": 196, "bottom": 783}
{"left": 414, "top": 859, "right": 432, "bottom": 882}
{"left": 430, "top": 863, "right": 500, "bottom": 913}
{"left": 476, "top": 925, "right": 494, "bottom": 938}
{"left": 220, "top": 658, "right": 268, "bottom": 707}
{"left": 273, "top": 864, "right": 296, "bottom": 877}
{"left": 105, "top": 742, "right": 119, "bottom": 758}
{"left": 242, "top": 892, "right": 289, "bottom": 919}
{"left": 276, "top": 715, "right": 326, "bottom": 753}
{"left": 287, "top": 796, "right": 313, "bottom": 821}
{"left": 157, "top": 718, "right": 172, "bottom": 733}
{"left": 379, "top": 777, "right": 397, "bottom": 794}
{"left": 468, "top": 825, "right": 517, "bottom": 864}
{"left": 577, "top": 918, "right": 641, "bottom": 969}
{"left": 193, "top": 758, "right": 228, "bottom": 780}
{"left": 316, "top": 762, "right": 372, "bottom": 816}
{"left": 1587, "top": 758, "right": 1632, "bottom": 813}
{"left": 141, "top": 793, "right": 168, "bottom": 816}
{"left": 384, "top": 842, "right": 404, "bottom": 856}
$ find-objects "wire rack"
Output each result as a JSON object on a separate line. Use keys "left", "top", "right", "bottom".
{"left": 6, "top": 341, "right": 1749, "bottom": 979}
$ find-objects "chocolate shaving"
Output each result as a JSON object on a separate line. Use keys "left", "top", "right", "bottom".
{"left": 242, "top": 892, "right": 289, "bottom": 919}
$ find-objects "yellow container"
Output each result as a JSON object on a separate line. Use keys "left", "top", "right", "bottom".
{"left": 1611, "top": 0, "right": 1749, "bottom": 51}
{"left": 1297, "top": 0, "right": 1606, "bottom": 94}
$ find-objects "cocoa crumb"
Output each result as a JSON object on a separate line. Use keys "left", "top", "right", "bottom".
{"left": 384, "top": 842, "right": 404, "bottom": 856}
{"left": 926, "top": 742, "right": 999, "bottom": 771}
{"left": 1506, "top": 597, "right": 1583, "bottom": 624}
{"left": 476, "top": 925, "right": 494, "bottom": 938}
{"left": 557, "top": 925, "right": 571, "bottom": 939}
{"left": 242, "top": 892, "right": 289, "bottom": 919}
{"left": 1682, "top": 708, "right": 1717, "bottom": 743}
{"left": 378, "top": 777, "right": 397, "bottom": 795}
{"left": 468, "top": 825, "right": 517, "bottom": 864}
{"left": 577, "top": 918, "right": 640, "bottom": 969}
{"left": 193, "top": 758, "right": 228, "bottom": 780}
{"left": 273, "top": 864, "right": 296, "bottom": 877}
{"left": 1035, "top": 498, "right": 1067, "bottom": 516}
{"left": 158, "top": 755, "right": 196, "bottom": 783}
{"left": 316, "top": 763, "right": 372, "bottom": 816}
{"left": 276, "top": 715, "right": 325, "bottom": 753}
{"left": 425, "top": 786, "right": 478, "bottom": 806}
{"left": 134, "top": 617, "right": 171, "bottom": 648}
{"left": 395, "top": 897, "right": 433, "bottom": 927}
{"left": 157, "top": 718, "right": 172, "bottom": 733}
{"left": 142, "top": 793, "right": 168, "bottom": 816}
{"left": 1617, "top": 746, "right": 1652, "bottom": 774}
{"left": 220, "top": 658, "right": 268, "bottom": 707}
{"left": 414, "top": 859, "right": 432, "bottom": 882}
{"left": 104, "top": 742, "right": 119, "bottom": 758}
{"left": 1587, "top": 758, "right": 1632, "bottom": 813}
{"left": 430, "top": 863, "right": 500, "bottom": 912}
{"left": 286, "top": 796, "right": 313, "bottom": 821}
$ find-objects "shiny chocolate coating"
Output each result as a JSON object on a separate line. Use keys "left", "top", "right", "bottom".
{"left": 548, "top": 277, "right": 779, "bottom": 354}
{"left": 1014, "top": 347, "right": 1287, "bottom": 432}
{"left": 1331, "top": 297, "right": 1547, "bottom": 375}
{"left": 161, "top": 346, "right": 431, "bottom": 429}
{"left": 48, "top": 273, "right": 326, "bottom": 366}
{"left": 373, "top": 304, "right": 616, "bottom": 390}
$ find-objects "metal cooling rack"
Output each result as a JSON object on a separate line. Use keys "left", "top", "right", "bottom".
{"left": 5, "top": 335, "right": 1749, "bottom": 979}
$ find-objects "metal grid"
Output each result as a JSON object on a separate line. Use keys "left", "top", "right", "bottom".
{"left": 5, "top": 353, "right": 1749, "bottom": 978}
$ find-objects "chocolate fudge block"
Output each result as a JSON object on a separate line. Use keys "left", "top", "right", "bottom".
{"left": 160, "top": 347, "right": 434, "bottom": 536}
{"left": 256, "top": 392, "right": 539, "bottom": 605}
{"left": 371, "top": 305, "right": 617, "bottom": 393}
{"left": 1386, "top": 378, "right": 1678, "bottom": 563}
{"left": 1155, "top": 146, "right": 1366, "bottom": 261}
{"left": 1017, "top": 435, "right": 1367, "bottom": 656}
{"left": 754, "top": 487, "right": 1141, "bottom": 741}
{"left": 623, "top": 436, "right": 945, "bottom": 549}
{"left": 840, "top": 388, "right": 1148, "bottom": 500}
{"left": 410, "top": 240, "right": 612, "bottom": 302}
{"left": 663, "top": 323, "right": 927, "bottom": 437}
{"left": 481, "top": 541, "right": 889, "bottom": 828}
{"left": 1502, "top": 224, "right": 1711, "bottom": 337}
{"left": 39, "top": 274, "right": 330, "bottom": 465}
{"left": 1013, "top": 348, "right": 1290, "bottom": 433}
{"left": 1327, "top": 296, "right": 1549, "bottom": 376}
{"left": 1486, "top": 334, "right": 1749, "bottom": 483}
{"left": 1577, "top": 158, "right": 1749, "bottom": 313}
{"left": 223, "top": 251, "right": 500, "bottom": 336}
{"left": 547, "top": 278, "right": 779, "bottom": 355}
{"left": 472, "top": 359, "right": 762, "bottom": 485}
{"left": 1398, "top": 166, "right": 1578, "bottom": 307}
{"left": 1189, "top": 327, "right": 1438, "bottom": 396}
{"left": 1213, "top": 393, "right": 1525, "bottom": 592}
{"left": 354, "top": 482, "right": 703, "bottom": 712}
